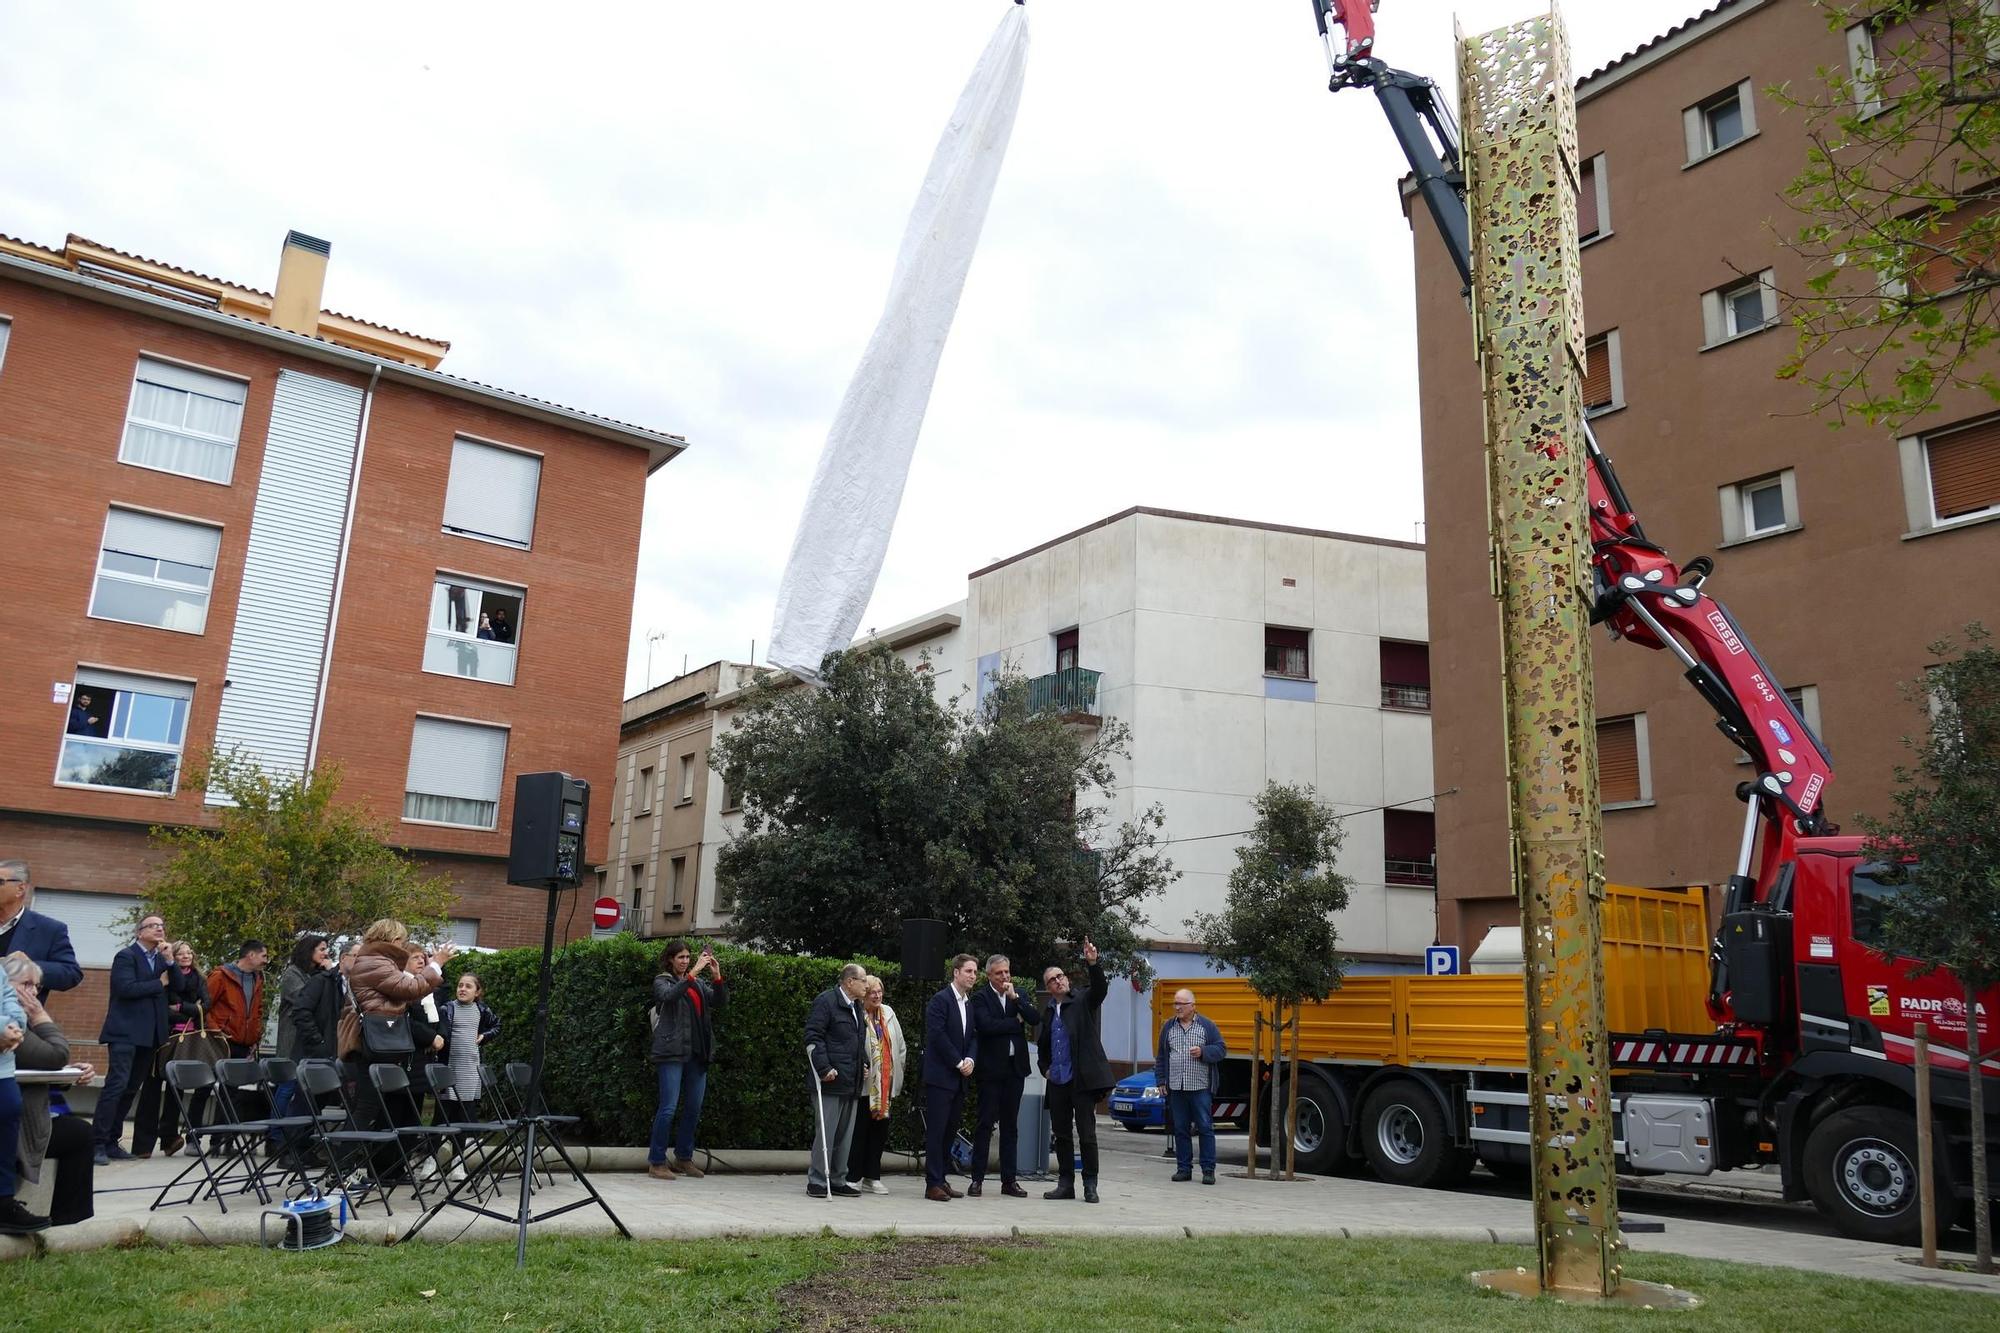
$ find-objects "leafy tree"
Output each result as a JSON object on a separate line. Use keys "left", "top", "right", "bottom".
{"left": 1188, "top": 782, "right": 1351, "bottom": 1179}
{"left": 711, "top": 647, "right": 1176, "bottom": 978}
{"left": 1777, "top": 1, "right": 2000, "bottom": 426}
{"left": 140, "top": 751, "right": 457, "bottom": 988}
{"left": 1857, "top": 623, "right": 2000, "bottom": 1272}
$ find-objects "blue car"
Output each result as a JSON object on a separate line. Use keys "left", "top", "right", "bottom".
{"left": 1107, "top": 1069, "right": 1166, "bottom": 1131}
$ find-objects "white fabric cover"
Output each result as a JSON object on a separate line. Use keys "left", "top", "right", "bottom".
{"left": 768, "top": 5, "right": 1028, "bottom": 680}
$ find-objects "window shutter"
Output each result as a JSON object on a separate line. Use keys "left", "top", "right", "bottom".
{"left": 405, "top": 717, "right": 509, "bottom": 802}
{"left": 1914, "top": 193, "right": 2000, "bottom": 296}
{"left": 1598, "top": 716, "right": 1641, "bottom": 804}
{"left": 1927, "top": 417, "right": 2000, "bottom": 519}
{"left": 1582, "top": 336, "right": 1613, "bottom": 409}
{"left": 135, "top": 357, "right": 247, "bottom": 404}
{"left": 442, "top": 439, "right": 542, "bottom": 548}
{"left": 74, "top": 667, "right": 194, "bottom": 702}
{"left": 1577, "top": 159, "right": 1600, "bottom": 239}
{"left": 1379, "top": 640, "right": 1430, "bottom": 688}
{"left": 24, "top": 889, "right": 142, "bottom": 968}
{"left": 102, "top": 508, "right": 221, "bottom": 569}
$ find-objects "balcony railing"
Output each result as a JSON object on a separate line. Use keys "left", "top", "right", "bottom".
{"left": 1027, "top": 667, "right": 1102, "bottom": 719}
{"left": 1384, "top": 858, "right": 1437, "bottom": 887}
{"left": 424, "top": 631, "right": 518, "bottom": 685}
{"left": 1381, "top": 683, "right": 1432, "bottom": 712}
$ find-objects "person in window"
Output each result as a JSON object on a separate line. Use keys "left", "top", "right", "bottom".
{"left": 490, "top": 608, "right": 514, "bottom": 644}
{"left": 65, "top": 692, "right": 108, "bottom": 739}
{"left": 476, "top": 613, "right": 496, "bottom": 641}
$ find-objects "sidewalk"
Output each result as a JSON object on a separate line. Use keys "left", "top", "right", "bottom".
{"left": 37, "top": 1124, "right": 2000, "bottom": 1299}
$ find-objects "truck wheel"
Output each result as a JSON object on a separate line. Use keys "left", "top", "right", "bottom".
{"left": 1801, "top": 1105, "right": 1943, "bottom": 1245}
{"left": 1360, "top": 1079, "right": 1472, "bottom": 1188}
{"left": 1283, "top": 1070, "right": 1350, "bottom": 1175}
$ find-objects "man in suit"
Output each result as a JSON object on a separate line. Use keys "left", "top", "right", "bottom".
{"left": 1036, "top": 938, "right": 1113, "bottom": 1202}
{"left": 968, "top": 952, "right": 1040, "bottom": 1197}
{"left": 0, "top": 862, "right": 82, "bottom": 1001}
{"left": 921, "top": 953, "right": 980, "bottom": 1202}
{"left": 93, "top": 911, "right": 172, "bottom": 1165}
{"left": 803, "top": 962, "right": 870, "bottom": 1198}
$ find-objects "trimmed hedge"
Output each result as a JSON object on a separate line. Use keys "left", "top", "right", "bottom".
{"left": 444, "top": 938, "right": 938, "bottom": 1150}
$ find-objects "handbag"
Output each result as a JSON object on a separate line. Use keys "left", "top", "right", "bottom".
{"left": 153, "top": 1007, "right": 228, "bottom": 1078}
{"left": 359, "top": 1013, "right": 415, "bottom": 1059}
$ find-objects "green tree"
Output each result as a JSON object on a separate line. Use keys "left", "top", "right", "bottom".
{"left": 141, "top": 751, "right": 457, "bottom": 986}
{"left": 1857, "top": 624, "right": 2000, "bottom": 1272}
{"left": 1188, "top": 782, "right": 1351, "bottom": 1179}
{"left": 1777, "top": 1, "right": 2000, "bottom": 426}
{"left": 711, "top": 647, "right": 1175, "bottom": 977}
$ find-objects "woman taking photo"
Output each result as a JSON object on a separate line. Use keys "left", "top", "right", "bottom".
{"left": 346, "top": 920, "right": 455, "bottom": 1148}
{"left": 646, "top": 940, "right": 725, "bottom": 1182}
{"left": 848, "top": 973, "right": 905, "bottom": 1195}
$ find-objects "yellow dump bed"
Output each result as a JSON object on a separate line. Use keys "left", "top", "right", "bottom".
{"left": 1152, "top": 883, "right": 1710, "bottom": 1071}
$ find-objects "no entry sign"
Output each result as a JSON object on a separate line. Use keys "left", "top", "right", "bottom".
{"left": 592, "top": 897, "right": 622, "bottom": 930}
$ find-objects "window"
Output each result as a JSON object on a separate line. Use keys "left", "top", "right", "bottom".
{"left": 0, "top": 317, "right": 10, "bottom": 374}
{"left": 667, "top": 855, "right": 687, "bottom": 912}
{"left": 1736, "top": 685, "right": 1822, "bottom": 764}
{"left": 441, "top": 437, "right": 541, "bottom": 549}
{"left": 423, "top": 574, "right": 524, "bottom": 685}
{"left": 1718, "top": 469, "right": 1799, "bottom": 544}
{"left": 629, "top": 863, "right": 646, "bottom": 917}
{"left": 1899, "top": 413, "right": 2000, "bottom": 532}
{"left": 1846, "top": 5, "right": 1987, "bottom": 117}
{"left": 1684, "top": 81, "right": 1756, "bottom": 162}
{"left": 1380, "top": 640, "right": 1431, "bottom": 711}
{"left": 1849, "top": 866, "right": 1912, "bottom": 951}
{"left": 1582, "top": 329, "right": 1623, "bottom": 416}
{"left": 1597, "top": 713, "right": 1652, "bottom": 808}
{"left": 1054, "top": 627, "right": 1079, "bottom": 674}
{"left": 1577, "top": 153, "right": 1610, "bottom": 243}
{"left": 1905, "top": 191, "right": 2000, "bottom": 299}
{"left": 720, "top": 781, "right": 740, "bottom": 813}
{"left": 56, "top": 668, "right": 193, "bottom": 795}
{"left": 25, "top": 889, "right": 142, "bottom": 967}
{"left": 677, "top": 754, "right": 696, "bottom": 805}
{"left": 1383, "top": 809, "right": 1436, "bottom": 886}
{"left": 445, "top": 919, "right": 480, "bottom": 948}
{"left": 636, "top": 765, "right": 654, "bottom": 815}
{"left": 403, "top": 716, "right": 509, "bottom": 829}
{"left": 1702, "top": 271, "right": 1776, "bottom": 346}
{"left": 89, "top": 508, "right": 221, "bottom": 633}
{"left": 119, "top": 357, "right": 247, "bottom": 484}
{"left": 1265, "top": 626, "right": 1310, "bottom": 679}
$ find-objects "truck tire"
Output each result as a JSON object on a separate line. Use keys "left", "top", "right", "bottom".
{"left": 1801, "top": 1105, "right": 1944, "bottom": 1245}
{"left": 1359, "top": 1078, "right": 1473, "bottom": 1188}
{"left": 1283, "top": 1069, "right": 1350, "bottom": 1175}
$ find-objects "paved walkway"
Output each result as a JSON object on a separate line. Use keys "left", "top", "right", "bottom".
{"left": 33, "top": 1121, "right": 2000, "bottom": 1299}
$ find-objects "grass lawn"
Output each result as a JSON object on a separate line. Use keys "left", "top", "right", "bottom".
{"left": 12, "top": 1233, "right": 1996, "bottom": 1331}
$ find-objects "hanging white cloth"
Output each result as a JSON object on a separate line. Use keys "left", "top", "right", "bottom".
{"left": 768, "top": 5, "right": 1030, "bottom": 681}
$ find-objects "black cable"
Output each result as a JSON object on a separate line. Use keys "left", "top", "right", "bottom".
{"left": 1095, "top": 787, "right": 1460, "bottom": 850}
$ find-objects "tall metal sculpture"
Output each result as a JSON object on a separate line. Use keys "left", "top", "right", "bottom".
{"left": 1457, "top": 9, "right": 1692, "bottom": 1307}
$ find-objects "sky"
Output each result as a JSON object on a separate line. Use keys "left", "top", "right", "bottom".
{"left": 0, "top": 1, "right": 1706, "bottom": 694}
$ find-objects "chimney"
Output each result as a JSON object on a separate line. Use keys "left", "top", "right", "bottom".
{"left": 271, "top": 230, "right": 330, "bottom": 336}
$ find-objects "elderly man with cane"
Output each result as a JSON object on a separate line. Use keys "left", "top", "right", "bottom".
{"left": 803, "top": 963, "right": 870, "bottom": 1199}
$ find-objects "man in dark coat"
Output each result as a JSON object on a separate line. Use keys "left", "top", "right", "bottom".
{"left": 0, "top": 862, "right": 82, "bottom": 1001}
{"left": 1036, "top": 938, "right": 1114, "bottom": 1202}
{"left": 92, "top": 911, "right": 172, "bottom": 1164}
{"left": 921, "top": 953, "right": 980, "bottom": 1202}
{"left": 968, "top": 952, "right": 1040, "bottom": 1197}
{"left": 803, "top": 963, "right": 869, "bottom": 1198}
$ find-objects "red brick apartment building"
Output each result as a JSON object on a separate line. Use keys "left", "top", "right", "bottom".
{"left": 0, "top": 231, "right": 681, "bottom": 1056}
{"left": 1414, "top": 0, "right": 2000, "bottom": 948}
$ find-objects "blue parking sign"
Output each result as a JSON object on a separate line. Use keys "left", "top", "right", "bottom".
{"left": 1424, "top": 945, "right": 1460, "bottom": 976}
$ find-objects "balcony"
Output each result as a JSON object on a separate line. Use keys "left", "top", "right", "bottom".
{"left": 1026, "top": 667, "right": 1102, "bottom": 723}
{"left": 1385, "top": 858, "right": 1437, "bottom": 887}
{"left": 424, "top": 631, "right": 518, "bottom": 685}
{"left": 1381, "top": 683, "right": 1431, "bottom": 712}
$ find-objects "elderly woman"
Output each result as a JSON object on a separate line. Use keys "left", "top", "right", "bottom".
{"left": 346, "top": 921, "right": 455, "bottom": 1152}
{"left": 3, "top": 954, "right": 95, "bottom": 1231}
{"left": 847, "top": 973, "right": 905, "bottom": 1195}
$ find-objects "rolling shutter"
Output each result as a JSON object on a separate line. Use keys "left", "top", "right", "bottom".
{"left": 442, "top": 439, "right": 542, "bottom": 548}
{"left": 1582, "top": 336, "right": 1613, "bottom": 410}
{"left": 102, "top": 508, "right": 220, "bottom": 568}
{"left": 75, "top": 667, "right": 194, "bottom": 702}
{"left": 1598, "top": 715, "right": 1641, "bottom": 804}
{"left": 24, "top": 889, "right": 142, "bottom": 968}
{"left": 405, "top": 717, "right": 509, "bottom": 802}
{"left": 135, "top": 356, "right": 247, "bottom": 405}
{"left": 1927, "top": 416, "right": 2000, "bottom": 519}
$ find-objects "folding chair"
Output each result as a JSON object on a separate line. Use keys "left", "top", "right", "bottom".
{"left": 425, "top": 1064, "right": 510, "bottom": 1201}
{"left": 214, "top": 1058, "right": 313, "bottom": 1200}
{"left": 261, "top": 1056, "right": 343, "bottom": 1165}
{"left": 368, "top": 1063, "right": 473, "bottom": 1204}
{"left": 294, "top": 1059, "right": 405, "bottom": 1217}
{"left": 151, "top": 1061, "right": 272, "bottom": 1213}
{"left": 505, "top": 1063, "right": 577, "bottom": 1186}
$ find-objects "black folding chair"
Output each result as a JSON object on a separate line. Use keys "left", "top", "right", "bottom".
{"left": 213, "top": 1058, "right": 313, "bottom": 1200}
{"left": 151, "top": 1061, "right": 271, "bottom": 1213}
{"left": 368, "top": 1063, "right": 475, "bottom": 1204}
{"left": 504, "top": 1063, "right": 578, "bottom": 1186}
{"left": 425, "top": 1064, "right": 510, "bottom": 1201}
{"left": 294, "top": 1059, "right": 404, "bottom": 1217}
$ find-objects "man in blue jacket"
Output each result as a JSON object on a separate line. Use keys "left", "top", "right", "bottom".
{"left": 1155, "top": 987, "right": 1227, "bottom": 1185}
{"left": 920, "top": 953, "right": 980, "bottom": 1202}
{"left": 0, "top": 862, "right": 82, "bottom": 1001}
{"left": 93, "top": 911, "right": 172, "bottom": 1165}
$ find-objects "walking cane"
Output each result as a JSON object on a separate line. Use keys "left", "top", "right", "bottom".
{"left": 805, "top": 1042, "right": 832, "bottom": 1205}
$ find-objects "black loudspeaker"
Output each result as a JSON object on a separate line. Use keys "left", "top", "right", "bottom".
{"left": 901, "top": 918, "right": 946, "bottom": 981}
{"left": 507, "top": 772, "right": 590, "bottom": 889}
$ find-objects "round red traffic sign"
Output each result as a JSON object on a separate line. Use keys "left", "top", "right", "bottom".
{"left": 592, "top": 897, "right": 622, "bottom": 930}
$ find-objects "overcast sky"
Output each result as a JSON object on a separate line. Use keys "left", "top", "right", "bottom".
{"left": 1, "top": 2, "right": 1703, "bottom": 694}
